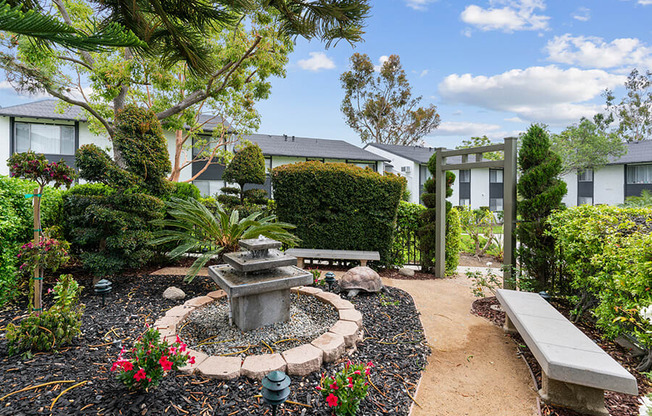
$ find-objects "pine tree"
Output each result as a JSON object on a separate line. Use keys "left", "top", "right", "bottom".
{"left": 516, "top": 124, "right": 567, "bottom": 290}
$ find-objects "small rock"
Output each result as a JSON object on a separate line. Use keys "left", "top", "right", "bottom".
{"left": 398, "top": 267, "right": 415, "bottom": 277}
{"left": 163, "top": 286, "right": 185, "bottom": 300}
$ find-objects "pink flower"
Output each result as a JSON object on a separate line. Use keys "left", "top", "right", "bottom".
{"left": 326, "top": 394, "right": 338, "bottom": 407}
{"left": 188, "top": 355, "right": 196, "bottom": 365}
{"left": 329, "top": 382, "right": 338, "bottom": 390}
{"left": 133, "top": 369, "right": 147, "bottom": 381}
{"left": 121, "top": 361, "right": 134, "bottom": 371}
{"left": 179, "top": 343, "right": 187, "bottom": 352}
{"left": 176, "top": 335, "right": 181, "bottom": 344}
{"left": 169, "top": 346, "right": 177, "bottom": 355}
{"left": 348, "top": 383, "right": 353, "bottom": 388}
{"left": 315, "top": 386, "right": 322, "bottom": 391}
{"left": 367, "top": 361, "right": 374, "bottom": 367}
{"left": 365, "top": 367, "right": 371, "bottom": 376}
{"left": 354, "top": 370, "right": 361, "bottom": 375}
{"left": 159, "top": 356, "right": 173, "bottom": 371}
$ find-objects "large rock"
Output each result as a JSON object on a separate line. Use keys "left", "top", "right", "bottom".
{"left": 399, "top": 267, "right": 415, "bottom": 277}
{"left": 340, "top": 266, "right": 383, "bottom": 298}
{"left": 163, "top": 286, "right": 186, "bottom": 300}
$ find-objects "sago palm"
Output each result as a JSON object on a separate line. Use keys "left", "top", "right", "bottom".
{"left": 151, "top": 197, "right": 299, "bottom": 281}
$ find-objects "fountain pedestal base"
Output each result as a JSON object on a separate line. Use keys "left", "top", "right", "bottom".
{"left": 208, "top": 264, "right": 312, "bottom": 331}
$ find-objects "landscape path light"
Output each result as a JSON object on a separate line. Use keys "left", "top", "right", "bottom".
{"left": 94, "top": 279, "right": 112, "bottom": 306}
{"left": 261, "top": 370, "right": 291, "bottom": 416}
{"left": 324, "top": 271, "right": 336, "bottom": 292}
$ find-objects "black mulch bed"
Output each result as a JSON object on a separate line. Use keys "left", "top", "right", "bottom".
{"left": 472, "top": 296, "right": 651, "bottom": 416}
{"left": 0, "top": 273, "right": 430, "bottom": 416}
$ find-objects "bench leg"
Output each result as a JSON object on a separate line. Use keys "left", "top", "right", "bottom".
{"left": 360, "top": 260, "right": 367, "bottom": 267}
{"left": 539, "top": 371, "right": 608, "bottom": 416}
{"left": 503, "top": 315, "right": 518, "bottom": 334}
{"left": 297, "top": 257, "right": 304, "bottom": 268}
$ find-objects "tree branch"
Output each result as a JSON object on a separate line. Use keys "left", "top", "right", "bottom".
{"left": 52, "top": 0, "right": 95, "bottom": 67}
{"left": 46, "top": 87, "right": 114, "bottom": 137}
{"left": 155, "top": 35, "right": 262, "bottom": 121}
{"left": 56, "top": 55, "right": 92, "bottom": 70}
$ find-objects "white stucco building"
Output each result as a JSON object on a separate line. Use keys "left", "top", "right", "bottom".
{"left": 0, "top": 100, "right": 387, "bottom": 196}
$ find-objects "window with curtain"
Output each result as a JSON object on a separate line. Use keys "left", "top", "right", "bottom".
{"left": 578, "top": 196, "right": 593, "bottom": 205}
{"left": 15, "top": 122, "right": 75, "bottom": 155}
{"left": 578, "top": 169, "right": 593, "bottom": 182}
{"left": 490, "top": 197, "right": 503, "bottom": 212}
{"left": 489, "top": 169, "right": 503, "bottom": 183}
{"left": 627, "top": 165, "right": 652, "bottom": 184}
{"left": 459, "top": 169, "right": 471, "bottom": 183}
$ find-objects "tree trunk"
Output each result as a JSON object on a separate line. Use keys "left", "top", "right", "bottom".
{"left": 169, "top": 130, "right": 185, "bottom": 182}
{"left": 32, "top": 186, "right": 43, "bottom": 315}
{"left": 112, "top": 48, "right": 133, "bottom": 169}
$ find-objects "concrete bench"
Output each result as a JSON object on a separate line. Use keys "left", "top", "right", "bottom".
{"left": 285, "top": 249, "right": 380, "bottom": 268}
{"left": 496, "top": 289, "right": 638, "bottom": 416}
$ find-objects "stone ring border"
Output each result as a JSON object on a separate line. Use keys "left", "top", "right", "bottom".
{"left": 154, "top": 286, "right": 364, "bottom": 380}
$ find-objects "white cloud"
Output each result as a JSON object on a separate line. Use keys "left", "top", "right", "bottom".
{"left": 405, "top": 0, "right": 437, "bottom": 10}
{"left": 373, "top": 55, "right": 390, "bottom": 72}
{"left": 639, "top": 0, "right": 652, "bottom": 5}
{"left": 460, "top": 0, "right": 550, "bottom": 33}
{"left": 545, "top": 34, "right": 652, "bottom": 70}
{"left": 431, "top": 121, "right": 504, "bottom": 138}
{"left": 504, "top": 116, "right": 525, "bottom": 123}
{"left": 420, "top": 70, "right": 429, "bottom": 77}
{"left": 571, "top": 7, "right": 590, "bottom": 21}
{"left": 297, "top": 52, "right": 335, "bottom": 71}
{"left": 438, "top": 65, "right": 625, "bottom": 125}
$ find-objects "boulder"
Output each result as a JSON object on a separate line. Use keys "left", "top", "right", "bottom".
{"left": 163, "top": 286, "right": 186, "bottom": 300}
{"left": 340, "top": 266, "right": 383, "bottom": 298}
{"left": 398, "top": 267, "right": 415, "bottom": 277}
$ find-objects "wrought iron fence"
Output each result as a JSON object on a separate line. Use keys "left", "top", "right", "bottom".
{"left": 392, "top": 223, "right": 421, "bottom": 266}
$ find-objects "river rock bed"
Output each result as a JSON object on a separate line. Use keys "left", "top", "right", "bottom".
{"left": 178, "top": 293, "right": 339, "bottom": 356}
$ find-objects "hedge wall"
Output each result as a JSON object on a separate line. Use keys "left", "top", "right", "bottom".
{"left": 271, "top": 162, "right": 405, "bottom": 263}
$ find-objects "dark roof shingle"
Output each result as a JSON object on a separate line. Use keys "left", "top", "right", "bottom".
{"left": 364, "top": 143, "right": 437, "bottom": 164}
{"left": 0, "top": 99, "right": 85, "bottom": 121}
{"left": 611, "top": 141, "right": 652, "bottom": 165}
{"left": 246, "top": 134, "right": 389, "bottom": 162}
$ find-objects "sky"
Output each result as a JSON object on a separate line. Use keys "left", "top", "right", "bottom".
{"left": 1, "top": 0, "right": 651, "bottom": 150}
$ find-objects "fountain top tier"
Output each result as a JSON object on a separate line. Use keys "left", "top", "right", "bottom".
{"left": 223, "top": 236, "right": 297, "bottom": 273}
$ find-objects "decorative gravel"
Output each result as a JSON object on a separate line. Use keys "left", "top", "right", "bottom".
{"left": 0, "top": 273, "right": 430, "bottom": 416}
{"left": 178, "top": 293, "right": 339, "bottom": 356}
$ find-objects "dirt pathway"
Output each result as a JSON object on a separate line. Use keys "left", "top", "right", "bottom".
{"left": 383, "top": 274, "right": 538, "bottom": 416}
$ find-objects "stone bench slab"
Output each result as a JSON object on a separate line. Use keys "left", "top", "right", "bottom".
{"left": 285, "top": 249, "right": 380, "bottom": 261}
{"left": 496, "top": 289, "right": 637, "bottom": 396}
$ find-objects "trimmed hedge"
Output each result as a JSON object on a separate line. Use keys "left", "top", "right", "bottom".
{"left": 548, "top": 205, "right": 652, "bottom": 369}
{"left": 271, "top": 162, "right": 405, "bottom": 264}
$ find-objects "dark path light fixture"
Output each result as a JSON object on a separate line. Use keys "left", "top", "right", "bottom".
{"left": 324, "top": 271, "right": 336, "bottom": 292}
{"left": 94, "top": 279, "right": 112, "bottom": 306}
{"left": 262, "top": 370, "right": 291, "bottom": 416}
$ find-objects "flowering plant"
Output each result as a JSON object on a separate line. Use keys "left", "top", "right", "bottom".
{"left": 8, "top": 151, "right": 76, "bottom": 188}
{"left": 641, "top": 393, "right": 652, "bottom": 416}
{"left": 309, "top": 268, "right": 325, "bottom": 287}
{"left": 317, "top": 361, "right": 372, "bottom": 415}
{"left": 18, "top": 237, "right": 70, "bottom": 275}
{"left": 112, "top": 328, "right": 194, "bottom": 390}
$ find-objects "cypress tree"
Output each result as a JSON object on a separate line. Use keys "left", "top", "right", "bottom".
{"left": 419, "top": 153, "right": 459, "bottom": 274}
{"left": 517, "top": 124, "right": 567, "bottom": 290}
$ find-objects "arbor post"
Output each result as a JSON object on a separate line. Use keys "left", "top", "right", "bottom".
{"left": 503, "top": 137, "right": 518, "bottom": 289}
{"left": 434, "top": 148, "right": 446, "bottom": 278}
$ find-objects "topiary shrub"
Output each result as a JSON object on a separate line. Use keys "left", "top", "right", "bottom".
{"left": 222, "top": 142, "right": 266, "bottom": 203}
{"left": 63, "top": 184, "right": 165, "bottom": 276}
{"left": 169, "top": 181, "right": 200, "bottom": 200}
{"left": 418, "top": 152, "right": 459, "bottom": 274}
{"left": 517, "top": 124, "right": 567, "bottom": 291}
{"left": 272, "top": 162, "right": 404, "bottom": 264}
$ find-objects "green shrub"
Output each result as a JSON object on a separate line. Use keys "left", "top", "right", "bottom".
{"left": 222, "top": 142, "right": 266, "bottom": 202}
{"left": 63, "top": 184, "right": 165, "bottom": 276}
{"left": 6, "top": 274, "right": 84, "bottom": 357}
{"left": 272, "top": 162, "right": 405, "bottom": 264}
{"left": 169, "top": 181, "right": 200, "bottom": 200}
{"left": 517, "top": 124, "right": 566, "bottom": 290}
{"left": 548, "top": 205, "right": 652, "bottom": 370}
{"left": 390, "top": 201, "right": 425, "bottom": 267}
{"left": 418, "top": 152, "right": 459, "bottom": 274}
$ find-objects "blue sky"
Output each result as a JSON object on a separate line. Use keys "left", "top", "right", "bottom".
{"left": 254, "top": 0, "right": 652, "bottom": 148}
{"left": 1, "top": 0, "right": 651, "bottom": 149}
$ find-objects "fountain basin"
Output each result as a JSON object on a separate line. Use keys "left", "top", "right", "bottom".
{"left": 223, "top": 249, "right": 297, "bottom": 273}
{"left": 208, "top": 264, "right": 312, "bottom": 331}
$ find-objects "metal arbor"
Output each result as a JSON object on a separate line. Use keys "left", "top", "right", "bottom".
{"left": 433, "top": 137, "right": 517, "bottom": 288}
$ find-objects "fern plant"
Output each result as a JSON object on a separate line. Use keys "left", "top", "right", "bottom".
{"left": 151, "top": 197, "right": 300, "bottom": 281}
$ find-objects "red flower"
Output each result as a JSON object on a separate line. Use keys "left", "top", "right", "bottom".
{"left": 188, "top": 355, "right": 196, "bottom": 365}
{"left": 329, "top": 382, "right": 338, "bottom": 390}
{"left": 133, "top": 369, "right": 147, "bottom": 381}
{"left": 365, "top": 367, "right": 371, "bottom": 376}
{"left": 354, "top": 370, "right": 361, "bottom": 375}
{"left": 169, "top": 346, "right": 177, "bottom": 355}
{"left": 122, "top": 361, "right": 134, "bottom": 371}
{"left": 159, "top": 356, "right": 173, "bottom": 371}
{"left": 315, "top": 386, "right": 322, "bottom": 391}
{"left": 326, "top": 393, "right": 338, "bottom": 407}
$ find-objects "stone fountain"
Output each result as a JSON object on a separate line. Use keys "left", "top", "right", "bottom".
{"left": 208, "top": 237, "right": 312, "bottom": 331}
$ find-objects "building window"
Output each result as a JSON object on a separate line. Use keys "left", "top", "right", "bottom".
{"left": 459, "top": 169, "right": 471, "bottom": 183}
{"left": 489, "top": 169, "right": 503, "bottom": 183}
{"left": 578, "top": 169, "right": 593, "bottom": 182}
{"left": 15, "top": 122, "right": 75, "bottom": 155}
{"left": 193, "top": 180, "right": 221, "bottom": 197}
{"left": 489, "top": 198, "right": 503, "bottom": 212}
{"left": 627, "top": 164, "right": 652, "bottom": 184}
{"left": 459, "top": 198, "right": 471, "bottom": 207}
{"left": 578, "top": 196, "right": 593, "bottom": 205}
{"left": 348, "top": 161, "right": 376, "bottom": 171}
{"left": 306, "top": 158, "right": 324, "bottom": 162}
